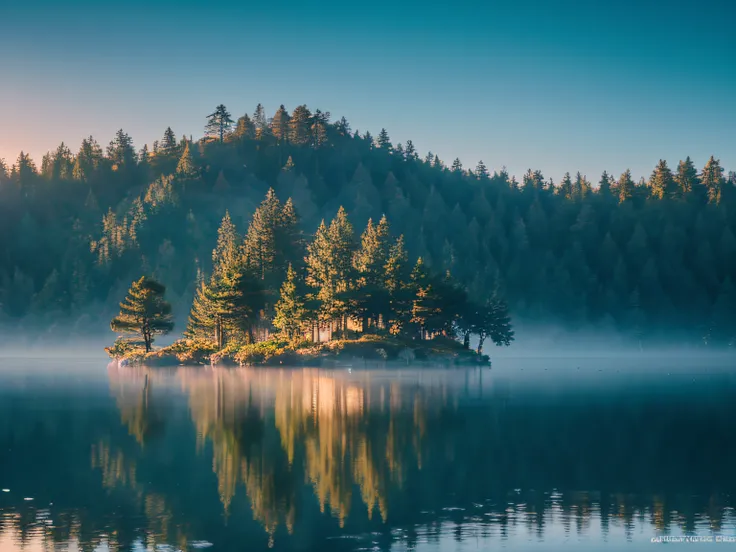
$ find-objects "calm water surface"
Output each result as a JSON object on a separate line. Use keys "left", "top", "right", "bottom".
{"left": 1, "top": 356, "right": 736, "bottom": 551}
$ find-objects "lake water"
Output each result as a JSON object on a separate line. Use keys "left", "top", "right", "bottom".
{"left": 1, "top": 356, "right": 736, "bottom": 551}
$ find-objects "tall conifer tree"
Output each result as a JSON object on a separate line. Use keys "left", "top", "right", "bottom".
{"left": 205, "top": 105, "right": 234, "bottom": 143}
{"left": 110, "top": 276, "right": 173, "bottom": 352}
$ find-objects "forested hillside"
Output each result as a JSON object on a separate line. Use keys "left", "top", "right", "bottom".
{"left": 1, "top": 103, "right": 735, "bottom": 345}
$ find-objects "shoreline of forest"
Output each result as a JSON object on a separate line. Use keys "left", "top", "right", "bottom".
{"left": 105, "top": 333, "right": 491, "bottom": 367}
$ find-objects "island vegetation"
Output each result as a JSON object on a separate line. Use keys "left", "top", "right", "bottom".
{"left": 105, "top": 191, "right": 514, "bottom": 366}
{"left": 1, "top": 102, "right": 735, "bottom": 348}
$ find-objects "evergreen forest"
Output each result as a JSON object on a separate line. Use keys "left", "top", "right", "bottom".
{"left": 1, "top": 103, "right": 735, "bottom": 347}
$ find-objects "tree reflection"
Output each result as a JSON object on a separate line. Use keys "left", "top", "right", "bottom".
{"left": 2, "top": 366, "right": 736, "bottom": 551}
{"left": 109, "top": 368, "right": 166, "bottom": 447}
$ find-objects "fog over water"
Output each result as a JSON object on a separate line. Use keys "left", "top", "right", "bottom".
{"left": 1, "top": 325, "right": 734, "bottom": 360}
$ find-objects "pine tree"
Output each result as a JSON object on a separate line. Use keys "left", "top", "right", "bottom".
{"left": 466, "top": 291, "right": 514, "bottom": 355}
{"left": 205, "top": 104, "right": 234, "bottom": 143}
{"left": 311, "top": 120, "right": 327, "bottom": 149}
{"left": 271, "top": 105, "right": 290, "bottom": 144}
{"left": 327, "top": 207, "right": 355, "bottom": 291}
{"left": 233, "top": 114, "right": 256, "bottom": 140}
{"left": 107, "top": 130, "right": 136, "bottom": 169}
{"left": 312, "top": 108, "right": 330, "bottom": 125}
{"left": 580, "top": 173, "right": 592, "bottom": 198}
{"left": 288, "top": 105, "right": 312, "bottom": 145}
{"left": 407, "top": 258, "right": 429, "bottom": 336}
{"left": 404, "top": 140, "right": 418, "bottom": 161}
{"left": 305, "top": 208, "right": 355, "bottom": 330}
{"left": 335, "top": 116, "right": 351, "bottom": 136}
{"left": 185, "top": 279, "right": 218, "bottom": 343}
{"left": 187, "top": 210, "right": 265, "bottom": 347}
{"left": 41, "top": 152, "right": 53, "bottom": 178}
{"left": 252, "top": 103, "right": 268, "bottom": 132}
{"left": 376, "top": 128, "right": 392, "bottom": 151}
{"left": 384, "top": 235, "right": 408, "bottom": 294}
{"left": 138, "top": 144, "right": 150, "bottom": 168}
{"left": 408, "top": 258, "right": 456, "bottom": 339}
{"left": 217, "top": 266, "right": 266, "bottom": 345}
{"left": 523, "top": 169, "right": 545, "bottom": 194}
{"left": 475, "top": 160, "right": 489, "bottom": 179}
{"left": 352, "top": 216, "right": 392, "bottom": 328}
{"left": 72, "top": 136, "right": 103, "bottom": 180}
{"left": 276, "top": 197, "right": 303, "bottom": 275}
{"left": 273, "top": 264, "right": 307, "bottom": 340}
{"left": 675, "top": 156, "right": 700, "bottom": 197}
{"left": 354, "top": 216, "right": 391, "bottom": 279}
{"left": 13, "top": 151, "right": 36, "bottom": 177}
{"left": 558, "top": 172, "right": 573, "bottom": 199}
{"left": 701, "top": 156, "right": 725, "bottom": 204}
{"left": 305, "top": 220, "right": 331, "bottom": 292}
{"left": 186, "top": 269, "right": 264, "bottom": 348}
{"left": 451, "top": 158, "right": 463, "bottom": 173}
{"left": 176, "top": 141, "right": 197, "bottom": 178}
{"left": 489, "top": 288, "right": 514, "bottom": 349}
{"left": 433, "top": 271, "right": 468, "bottom": 336}
{"left": 598, "top": 171, "right": 613, "bottom": 197}
{"left": 363, "top": 131, "right": 374, "bottom": 148}
{"left": 617, "top": 169, "right": 635, "bottom": 203}
{"left": 161, "top": 127, "right": 177, "bottom": 154}
{"left": 213, "top": 211, "right": 240, "bottom": 277}
{"left": 47, "top": 142, "right": 74, "bottom": 180}
{"left": 649, "top": 159, "right": 676, "bottom": 200}
{"left": 144, "top": 175, "right": 178, "bottom": 211}
{"left": 572, "top": 172, "right": 589, "bottom": 199}
{"left": 0, "top": 158, "right": 8, "bottom": 184}
{"left": 110, "top": 276, "right": 174, "bottom": 352}
{"left": 243, "top": 188, "right": 282, "bottom": 282}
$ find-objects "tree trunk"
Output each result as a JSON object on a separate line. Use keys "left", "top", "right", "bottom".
{"left": 215, "top": 317, "right": 223, "bottom": 349}
{"left": 477, "top": 334, "right": 486, "bottom": 356}
{"left": 143, "top": 319, "right": 152, "bottom": 352}
{"left": 463, "top": 331, "right": 470, "bottom": 350}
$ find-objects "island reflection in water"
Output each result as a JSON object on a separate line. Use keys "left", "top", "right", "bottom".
{"left": 1, "top": 361, "right": 736, "bottom": 551}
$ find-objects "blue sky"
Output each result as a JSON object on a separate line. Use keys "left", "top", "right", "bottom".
{"left": 1, "top": 0, "right": 734, "bottom": 182}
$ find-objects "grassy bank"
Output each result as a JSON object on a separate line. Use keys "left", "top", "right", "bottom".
{"left": 105, "top": 333, "right": 490, "bottom": 367}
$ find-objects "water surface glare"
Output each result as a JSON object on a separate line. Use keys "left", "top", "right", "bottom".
{"left": 1, "top": 357, "right": 735, "bottom": 551}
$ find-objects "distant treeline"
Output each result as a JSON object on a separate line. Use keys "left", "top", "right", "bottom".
{"left": 0, "top": 103, "right": 734, "bottom": 345}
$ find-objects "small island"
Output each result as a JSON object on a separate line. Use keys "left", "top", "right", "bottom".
{"left": 106, "top": 189, "right": 514, "bottom": 367}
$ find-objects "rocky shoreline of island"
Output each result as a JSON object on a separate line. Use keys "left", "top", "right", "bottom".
{"left": 105, "top": 334, "right": 490, "bottom": 367}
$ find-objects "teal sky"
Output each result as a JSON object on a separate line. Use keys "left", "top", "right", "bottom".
{"left": 1, "top": 0, "right": 734, "bottom": 182}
